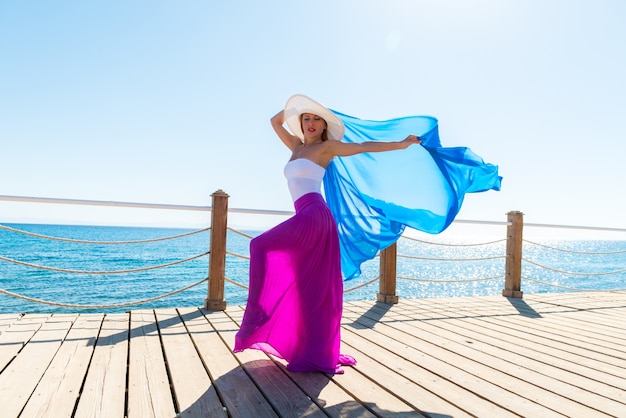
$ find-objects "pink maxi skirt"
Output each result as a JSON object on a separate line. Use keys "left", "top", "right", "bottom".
{"left": 234, "top": 192, "right": 356, "bottom": 374}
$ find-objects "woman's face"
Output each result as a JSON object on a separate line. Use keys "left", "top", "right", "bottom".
{"left": 301, "top": 113, "right": 327, "bottom": 138}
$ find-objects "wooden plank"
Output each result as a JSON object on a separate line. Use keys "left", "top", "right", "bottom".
{"left": 366, "top": 300, "right": 626, "bottom": 417}
{"left": 330, "top": 339, "right": 438, "bottom": 417}
{"left": 74, "top": 313, "right": 129, "bottom": 418}
{"left": 342, "top": 303, "right": 525, "bottom": 418}
{"left": 508, "top": 301, "right": 626, "bottom": 335}
{"left": 513, "top": 293, "right": 626, "bottom": 318}
{"left": 429, "top": 302, "right": 626, "bottom": 381}
{"left": 0, "top": 293, "right": 624, "bottom": 417}
{"left": 20, "top": 314, "right": 103, "bottom": 418}
{"left": 427, "top": 295, "right": 626, "bottom": 369}
{"left": 346, "top": 301, "right": 579, "bottom": 417}
{"left": 0, "top": 314, "right": 48, "bottom": 372}
{"left": 220, "top": 302, "right": 441, "bottom": 417}
{"left": 400, "top": 302, "right": 626, "bottom": 415}
{"left": 227, "top": 307, "right": 377, "bottom": 417}
{"left": 282, "top": 367, "right": 379, "bottom": 418}
{"left": 207, "top": 312, "right": 326, "bottom": 417}
{"left": 0, "top": 315, "right": 75, "bottom": 418}
{"left": 156, "top": 308, "right": 225, "bottom": 417}
{"left": 0, "top": 314, "right": 21, "bottom": 334}
{"left": 401, "top": 299, "right": 626, "bottom": 404}
{"left": 551, "top": 308, "right": 626, "bottom": 331}
{"left": 339, "top": 327, "right": 470, "bottom": 417}
{"left": 481, "top": 305, "right": 626, "bottom": 357}
{"left": 127, "top": 310, "right": 176, "bottom": 418}
{"left": 415, "top": 298, "right": 626, "bottom": 377}
{"left": 181, "top": 307, "right": 277, "bottom": 417}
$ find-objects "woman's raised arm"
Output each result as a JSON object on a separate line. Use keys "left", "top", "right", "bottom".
{"left": 328, "top": 134, "right": 422, "bottom": 157}
{"left": 271, "top": 110, "right": 301, "bottom": 151}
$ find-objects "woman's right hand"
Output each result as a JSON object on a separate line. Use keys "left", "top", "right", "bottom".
{"left": 271, "top": 110, "right": 301, "bottom": 151}
{"left": 271, "top": 110, "right": 285, "bottom": 125}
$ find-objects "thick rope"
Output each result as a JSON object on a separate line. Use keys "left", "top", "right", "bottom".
{"left": 522, "top": 258, "right": 626, "bottom": 276}
{"left": 397, "top": 275, "right": 503, "bottom": 283}
{"left": 0, "top": 223, "right": 210, "bottom": 245}
{"left": 1, "top": 221, "right": 621, "bottom": 307}
{"left": 523, "top": 239, "right": 626, "bottom": 255}
{"left": 226, "top": 250, "right": 250, "bottom": 260}
{"left": 397, "top": 254, "right": 506, "bottom": 262}
{"left": 0, "top": 251, "right": 209, "bottom": 275}
{"left": 522, "top": 276, "right": 626, "bottom": 293}
{"left": 227, "top": 227, "right": 255, "bottom": 240}
{"left": 344, "top": 276, "right": 380, "bottom": 293}
{"left": 224, "top": 276, "right": 249, "bottom": 289}
{"left": 401, "top": 235, "right": 506, "bottom": 247}
{"left": 222, "top": 275, "right": 382, "bottom": 293}
{"left": 0, "top": 277, "right": 208, "bottom": 309}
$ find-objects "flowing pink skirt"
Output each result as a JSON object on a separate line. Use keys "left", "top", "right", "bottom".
{"left": 234, "top": 193, "right": 356, "bottom": 374}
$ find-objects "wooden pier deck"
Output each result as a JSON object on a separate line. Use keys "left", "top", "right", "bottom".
{"left": 0, "top": 291, "right": 625, "bottom": 417}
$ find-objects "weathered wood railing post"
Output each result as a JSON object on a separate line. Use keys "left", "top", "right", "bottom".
{"left": 377, "top": 242, "right": 399, "bottom": 304}
{"left": 502, "top": 210, "right": 524, "bottom": 298}
{"left": 205, "top": 189, "right": 229, "bottom": 311}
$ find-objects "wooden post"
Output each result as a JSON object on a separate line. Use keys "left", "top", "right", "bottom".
{"left": 377, "top": 242, "right": 399, "bottom": 304}
{"left": 502, "top": 211, "right": 524, "bottom": 298}
{"left": 205, "top": 189, "right": 229, "bottom": 310}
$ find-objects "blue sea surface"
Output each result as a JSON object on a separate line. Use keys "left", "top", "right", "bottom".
{"left": 0, "top": 223, "right": 624, "bottom": 314}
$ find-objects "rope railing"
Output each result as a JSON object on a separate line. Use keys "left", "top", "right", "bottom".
{"left": 225, "top": 274, "right": 383, "bottom": 294}
{"left": 516, "top": 225, "right": 625, "bottom": 294}
{"left": 397, "top": 254, "right": 505, "bottom": 262}
{"left": 521, "top": 258, "right": 626, "bottom": 276}
{"left": 0, "top": 252, "right": 209, "bottom": 275}
{"left": 1, "top": 192, "right": 625, "bottom": 312}
{"left": 522, "top": 276, "right": 626, "bottom": 293}
{"left": 389, "top": 233, "right": 508, "bottom": 296}
{"left": 227, "top": 226, "right": 255, "bottom": 240}
{"left": 523, "top": 238, "right": 626, "bottom": 254}
{"left": 0, "top": 223, "right": 210, "bottom": 244}
{"left": 397, "top": 275, "right": 504, "bottom": 283}
{"left": 401, "top": 235, "right": 507, "bottom": 247}
{"left": 226, "top": 250, "right": 250, "bottom": 261}
{"left": 0, "top": 191, "right": 228, "bottom": 312}
{"left": 224, "top": 277, "right": 248, "bottom": 289}
{"left": 344, "top": 276, "right": 381, "bottom": 293}
{"left": 221, "top": 227, "right": 510, "bottom": 291}
{"left": 0, "top": 277, "right": 208, "bottom": 309}
{"left": 220, "top": 226, "right": 511, "bottom": 299}
{"left": 0, "top": 195, "right": 217, "bottom": 310}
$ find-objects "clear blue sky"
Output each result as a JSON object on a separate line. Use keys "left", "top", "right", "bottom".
{"left": 1, "top": 1, "right": 625, "bottom": 235}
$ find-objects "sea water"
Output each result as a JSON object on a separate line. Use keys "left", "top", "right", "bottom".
{"left": 0, "top": 223, "right": 624, "bottom": 314}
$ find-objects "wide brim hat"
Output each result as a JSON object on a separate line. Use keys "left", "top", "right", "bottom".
{"left": 284, "top": 94, "right": 345, "bottom": 141}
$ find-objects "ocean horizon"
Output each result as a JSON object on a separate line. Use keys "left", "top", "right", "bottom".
{"left": 1, "top": 223, "right": 624, "bottom": 314}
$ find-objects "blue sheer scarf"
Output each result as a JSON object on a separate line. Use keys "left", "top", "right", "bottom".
{"left": 323, "top": 111, "right": 502, "bottom": 280}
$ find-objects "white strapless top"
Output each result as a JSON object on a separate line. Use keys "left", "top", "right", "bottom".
{"left": 284, "top": 158, "right": 325, "bottom": 201}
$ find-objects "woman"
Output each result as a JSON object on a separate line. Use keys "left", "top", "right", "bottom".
{"left": 233, "top": 94, "right": 421, "bottom": 374}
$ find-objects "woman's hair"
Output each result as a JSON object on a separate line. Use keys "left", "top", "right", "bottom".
{"left": 300, "top": 114, "right": 329, "bottom": 142}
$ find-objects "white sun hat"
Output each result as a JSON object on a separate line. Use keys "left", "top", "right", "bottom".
{"left": 284, "top": 94, "right": 345, "bottom": 141}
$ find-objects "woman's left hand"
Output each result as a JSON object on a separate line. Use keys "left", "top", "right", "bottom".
{"left": 402, "top": 134, "right": 422, "bottom": 148}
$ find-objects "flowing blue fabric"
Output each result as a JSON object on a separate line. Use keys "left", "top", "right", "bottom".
{"left": 323, "top": 111, "right": 502, "bottom": 281}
